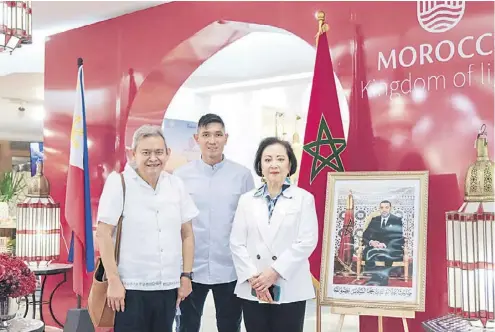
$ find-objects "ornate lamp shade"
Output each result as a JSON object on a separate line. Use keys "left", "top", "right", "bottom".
{"left": 16, "top": 162, "right": 60, "bottom": 266}
{"left": 446, "top": 125, "right": 495, "bottom": 328}
{"left": 0, "top": 1, "right": 32, "bottom": 53}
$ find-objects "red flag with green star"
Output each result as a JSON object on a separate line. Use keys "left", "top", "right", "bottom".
{"left": 299, "top": 29, "right": 348, "bottom": 284}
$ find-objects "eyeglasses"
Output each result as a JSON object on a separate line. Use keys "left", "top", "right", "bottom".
{"left": 139, "top": 149, "right": 166, "bottom": 157}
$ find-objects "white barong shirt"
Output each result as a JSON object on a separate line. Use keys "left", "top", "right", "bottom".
{"left": 97, "top": 164, "right": 199, "bottom": 291}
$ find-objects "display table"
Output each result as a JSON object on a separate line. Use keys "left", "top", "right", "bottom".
{"left": 2, "top": 318, "right": 44, "bottom": 332}
{"left": 23, "top": 263, "right": 72, "bottom": 327}
{"left": 423, "top": 314, "right": 491, "bottom": 331}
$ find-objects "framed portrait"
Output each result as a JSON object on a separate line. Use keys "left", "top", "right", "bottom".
{"left": 319, "top": 171, "right": 429, "bottom": 312}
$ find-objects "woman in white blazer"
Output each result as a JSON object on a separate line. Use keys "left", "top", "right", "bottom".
{"left": 230, "top": 137, "right": 318, "bottom": 332}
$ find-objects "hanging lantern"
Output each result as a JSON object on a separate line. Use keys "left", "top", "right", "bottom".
{"left": 16, "top": 161, "right": 60, "bottom": 266}
{"left": 0, "top": 1, "right": 32, "bottom": 53}
{"left": 446, "top": 124, "right": 495, "bottom": 328}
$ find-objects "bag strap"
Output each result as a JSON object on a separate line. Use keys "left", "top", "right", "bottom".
{"left": 114, "top": 173, "right": 126, "bottom": 266}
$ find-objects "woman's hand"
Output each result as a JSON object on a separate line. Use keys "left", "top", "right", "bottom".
{"left": 248, "top": 274, "right": 259, "bottom": 285}
{"left": 251, "top": 268, "right": 279, "bottom": 292}
{"left": 107, "top": 277, "right": 126, "bottom": 312}
{"left": 255, "top": 289, "right": 273, "bottom": 303}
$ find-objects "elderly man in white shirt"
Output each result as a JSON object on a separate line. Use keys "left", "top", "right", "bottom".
{"left": 174, "top": 114, "right": 255, "bottom": 332}
{"left": 95, "top": 125, "right": 199, "bottom": 332}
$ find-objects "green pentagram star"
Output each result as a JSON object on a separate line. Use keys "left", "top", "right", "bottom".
{"left": 303, "top": 115, "right": 346, "bottom": 183}
{"left": 341, "top": 218, "right": 354, "bottom": 236}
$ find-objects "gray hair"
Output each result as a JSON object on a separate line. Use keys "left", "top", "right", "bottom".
{"left": 131, "top": 124, "right": 167, "bottom": 151}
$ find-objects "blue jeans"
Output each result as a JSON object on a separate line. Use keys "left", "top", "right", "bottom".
{"left": 178, "top": 280, "right": 242, "bottom": 332}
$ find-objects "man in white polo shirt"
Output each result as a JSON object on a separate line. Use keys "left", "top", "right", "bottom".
{"left": 95, "top": 125, "right": 199, "bottom": 332}
{"left": 175, "top": 114, "right": 255, "bottom": 332}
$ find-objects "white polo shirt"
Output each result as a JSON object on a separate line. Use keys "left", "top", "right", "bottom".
{"left": 97, "top": 164, "right": 199, "bottom": 291}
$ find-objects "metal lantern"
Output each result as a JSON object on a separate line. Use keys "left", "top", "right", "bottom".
{"left": 16, "top": 161, "right": 60, "bottom": 266}
{"left": 446, "top": 124, "right": 495, "bottom": 329}
{"left": 0, "top": 1, "right": 32, "bottom": 53}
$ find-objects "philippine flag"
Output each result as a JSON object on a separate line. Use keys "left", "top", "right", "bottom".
{"left": 65, "top": 58, "right": 95, "bottom": 297}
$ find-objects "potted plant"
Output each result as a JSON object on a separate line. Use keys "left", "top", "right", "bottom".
{"left": 6, "top": 239, "right": 14, "bottom": 256}
{"left": 0, "top": 254, "right": 36, "bottom": 327}
{"left": 0, "top": 172, "right": 26, "bottom": 221}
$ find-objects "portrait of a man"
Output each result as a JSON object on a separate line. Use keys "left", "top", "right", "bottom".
{"left": 320, "top": 171, "right": 428, "bottom": 310}
{"left": 362, "top": 200, "right": 405, "bottom": 286}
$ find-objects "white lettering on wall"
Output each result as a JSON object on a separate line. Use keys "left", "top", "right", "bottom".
{"left": 361, "top": 73, "right": 447, "bottom": 99}
{"left": 378, "top": 33, "right": 494, "bottom": 70}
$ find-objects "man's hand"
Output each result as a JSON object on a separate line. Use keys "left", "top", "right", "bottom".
{"left": 176, "top": 277, "right": 192, "bottom": 308}
{"left": 370, "top": 240, "right": 387, "bottom": 249}
{"left": 251, "top": 268, "right": 279, "bottom": 292}
{"left": 107, "top": 277, "right": 126, "bottom": 312}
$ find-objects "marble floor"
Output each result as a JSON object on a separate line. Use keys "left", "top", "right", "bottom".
{"left": 187, "top": 293, "right": 359, "bottom": 332}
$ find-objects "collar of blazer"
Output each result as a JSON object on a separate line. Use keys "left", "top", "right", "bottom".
{"left": 253, "top": 181, "right": 293, "bottom": 199}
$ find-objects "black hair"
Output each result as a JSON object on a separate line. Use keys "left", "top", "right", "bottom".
{"left": 197, "top": 113, "right": 225, "bottom": 130}
{"left": 254, "top": 137, "right": 298, "bottom": 177}
{"left": 380, "top": 200, "right": 392, "bottom": 207}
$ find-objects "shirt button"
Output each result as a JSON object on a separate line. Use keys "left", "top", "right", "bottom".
{"left": 161, "top": 249, "right": 164, "bottom": 252}
{"left": 256, "top": 254, "right": 261, "bottom": 260}
{"left": 158, "top": 229, "right": 161, "bottom": 232}
{"left": 272, "top": 256, "right": 277, "bottom": 261}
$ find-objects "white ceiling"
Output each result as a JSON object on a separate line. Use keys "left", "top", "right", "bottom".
{"left": 0, "top": 1, "right": 317, "bottom": 142}
{"left": 0, "top": 1, "right": 170, "bottom": 141}
{"left": 184, "top": 31, "right": 316, "bottom": 89}
{"left": 0, "top": 1, "right": 169, "bottom": 76}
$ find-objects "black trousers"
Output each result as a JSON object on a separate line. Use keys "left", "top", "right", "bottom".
{"left": 242, "top": 299, "right": 306, "bottom": 332}
{"left": 178, "top": 280, "right": 242, "bottom": 332}
{"left": 114, "top": 289, "right": 177, "bottom": 332}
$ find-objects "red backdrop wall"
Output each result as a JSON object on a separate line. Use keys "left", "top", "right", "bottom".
{"left": 43, "top": 1, "right": 494, "bottom": 331}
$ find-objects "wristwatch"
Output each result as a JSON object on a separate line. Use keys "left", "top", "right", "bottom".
{"left": 181, "top": 272, "right": 194, "bottom": 280}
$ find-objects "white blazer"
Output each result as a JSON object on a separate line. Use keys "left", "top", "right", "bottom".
{"left": 229, "top": 185, "right": 318, "bottom": 304}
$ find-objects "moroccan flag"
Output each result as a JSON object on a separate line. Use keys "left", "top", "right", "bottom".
{"left": 346, "top": 24, "right": 379, "bottom": 171}
{"left": 299, "top": 30, "right": 348, "bottom": 283}
{"left": 65, "top": 58, "right": 95, "bottom": 297}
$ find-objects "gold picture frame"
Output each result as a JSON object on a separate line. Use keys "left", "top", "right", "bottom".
{"left": 319, "top": 171, "right": 429, "bottom": 312}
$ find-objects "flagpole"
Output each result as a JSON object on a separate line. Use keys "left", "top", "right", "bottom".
{"left": 315, "top": 12, "right": 325, "bottom": 332}
{"left": 306, "top": 8, "right": 349, "bottom": 332}
{"left": 64, "top": 56, "right": 95, "bottom": 332}
{"left": 315, "top": 10, "right": 329, "bottom": 47}
{"left": 76, "top": 56, "right": 83, "bottom": 310}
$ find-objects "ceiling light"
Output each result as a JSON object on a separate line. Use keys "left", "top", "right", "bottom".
{"left": 0, "top": 1, "right": 32, "bottom": 54}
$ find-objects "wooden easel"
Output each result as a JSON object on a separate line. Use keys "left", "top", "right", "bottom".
{"left": 316, "top": 299, "right": 414, "bottom": 332}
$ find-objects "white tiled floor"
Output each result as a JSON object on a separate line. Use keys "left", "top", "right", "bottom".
{"left": 20, "top": 289, "right": 360, "bottom": 331}
{"left": 196, "top": 293, "right": 359, "bottom": 332}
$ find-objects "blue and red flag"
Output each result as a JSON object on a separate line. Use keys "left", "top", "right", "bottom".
{"left": 65, "top": 59, "right": 95, "bottom": 297}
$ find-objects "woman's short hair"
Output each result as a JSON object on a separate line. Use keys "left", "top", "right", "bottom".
{"left": 131, "top": 125, "right": 167, "bottom": 150}
{"left": 254, "top": 137, "right": 298, "bottom": 177}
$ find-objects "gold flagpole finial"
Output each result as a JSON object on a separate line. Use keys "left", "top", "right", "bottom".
{"left": 316, "top": 10, "right": 325, "bottom": 23}
{"left": 315, "top": 10, "right": 329, "bottom": 46}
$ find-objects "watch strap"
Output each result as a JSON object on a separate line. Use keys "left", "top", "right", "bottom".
{"left": 181, "top": 272, "right": 193, "bottom": 280}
